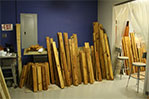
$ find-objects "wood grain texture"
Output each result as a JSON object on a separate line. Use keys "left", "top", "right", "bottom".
{"left": 46, "top": 37, "right": 55, "bottom": 84}
{"left": 19, "top": 65, "right": 28, "bottom": 88}
{"left": 80, "top": 51, "right": 88, "bottom": 84}
{"left": 16, "top": 24, "right": 22, "bottom": 77}
{"left": 32, "top": 65, "right": 38, "bottom": 92}
{"left": 52, "top": 42, "right": 65, "bottom": 88}
{"left": 57, "top": 32, "right": 71, "bottom": 86}
{"left": 73, "top": 34, "right": 82, "bottom": 84}
{"left": 63, "top": 33, "right": 72, "bottom": 85}
{"left": 37, "top": 66, "right": 42, "bottom": 91}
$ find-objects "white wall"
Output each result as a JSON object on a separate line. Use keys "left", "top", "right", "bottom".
{"left": 98, "top": 0, "right": 128, "bottom": 49}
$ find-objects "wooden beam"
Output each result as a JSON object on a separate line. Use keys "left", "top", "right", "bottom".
{"left": 104, "top": 34, "right": 114, "bottom": 80}
{"left": 99, "top": 24, "right": 110, "bottom": 79}
{"left": 91, "top": 46, "right": 96, "bottom": 80}
{"left": 52, "top": 42, "right": 65, "bottom": 88}
{"left": 57, "top": 32, "right": 71, "bottom": 86}
{"left": 63, "top": 33, "right": 72, "bottom": 85}
{"left": 32, "top": 65, "right": 38, "bottom": 92}
{"left": 70, "top": 38, "right": 79, "bottom": 86}
{"left": 45, "top": 62, "right": 50, "bottom": 85}
{"left": 0, "top": 67, "right": 11, "bottom": 99}
{"left": 46, "top": 37, "right": 55, "bottom": 84}
{"left": 19, "top": 65, "right": 27, "bottom": 88}
{"left": 37, "top": 66, "right": 42, "bottom": 91}
{"left": 80, "top": 51, "right": 88, "bottom": 84}
{"left": 73, "top": 34, "right": 82, "bottom": 84}
{"left": 16, "top": 24, "right": 22, "bottom": 77}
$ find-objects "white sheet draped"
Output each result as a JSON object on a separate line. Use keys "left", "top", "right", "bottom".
{"left": 112, "top": 0, "right": 149, "bottom": 94}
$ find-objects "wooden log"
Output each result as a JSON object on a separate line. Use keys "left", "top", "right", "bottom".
{"left": 80, "top": 51, "right": 88, "bottom": 84}
{"left": 95, "top": 51, "right": 102, "bottom": 81}
{"left": 99, "top": 24, "right": 110, "bottom": 79}
{"left": 41, "top": 65, "right": 48, "bottom": 90}
{"left": 32, "top": 65, "right": 38, "bottom": 92}
{"left": 19, "top": 65, "right": 27, "bottom": 88}
{"left": 52, "top": 42, "right": 65, "bottom": 88}
{"left": 0, "top": 67, "right": 11, "bottom": 99}
{"left": 16, "top": 24, "right": 22, "bottom": 77}
{"left": 63, "top": 33, "right": 72, "bottom": 85}
{"left": 84, "top": 46, "right": 94, "bottom": 84}
{"left": 57, "top": 32, "right": 71, "bottom": 86}
{"left": 73, "top": 34, "right": 82, "bottom": 84}
{"left": 70, "top": 38, "right": 79, "bottom": 86}
{"left": 46, "top": 37, "right": 55, "bottom": 84}
{"left": 104, "top": 34, "right": 114, "bottom": 80}
{"left": 45, "top": 62, "right": 50, "bottom": 85}
{"left": 50, "top": 38, "right": 59, "bottom": 85}
{"left": 91, "top": 46, "right": 96, "bottom": 80}
{"left": 37, "top": 66, "right": 42, "bottom": 91}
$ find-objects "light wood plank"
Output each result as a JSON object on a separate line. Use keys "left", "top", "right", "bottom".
{"left": 19, "top": 65, "right": 27, "bottom": 88}
{"left": 32, "top": 65, "right": 38, "bottom": 92}
{"left": 46, "top": 37, "right": 55, "bottom": 84}
{"left": 37, "top": 66, "right": 42, "bottom": 91}
{"left": 63, "top": 33, "right": 72, "bottom": 85}
{"left": 52, "top": 42, "right": 65, "bottom": 88}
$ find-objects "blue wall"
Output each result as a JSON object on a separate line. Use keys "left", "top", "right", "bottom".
{"left": 1, "top": 0, "right": 97, "bottom": 64}
{"left": 16, "top": 1, "right": 97, "bottom": 47}
{"left": 1, "top": 1, "right": 16, "bottom": 50}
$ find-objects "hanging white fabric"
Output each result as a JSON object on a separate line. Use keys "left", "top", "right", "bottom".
{"left": 112, "top": 0, "right": 149, "bottom": 94}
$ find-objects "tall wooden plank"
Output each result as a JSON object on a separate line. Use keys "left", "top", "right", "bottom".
{"left": 104, "top": 34, "right": 114, "bottom": 80}
{"left": 37, "top": 66, "right": 42, "bottom": 91}
{"left": 45, "top": 62, "right": 50, "bottom": 85}
{"left": 57, "top": 32, "right": 71, "bottom": 86}
{"left": 91, "top": 46, "right": 96, "bottom": 80}
{"left": 63, "top": 33, "right": 72, "bottom": 85}
{"left": 32, "top": 65, "right": 38, "bottom": 92}
{"left": 80, "top": 51, "right": 88, "bottom": 84}
{"left": 19, "top": 65, "right": 27, "bottom": 88}
{"left": 41, "top": 65, "right": 48, "bottom": 90}
{"left": 52, "top": 42, "right": 65, "bottom": 88}
{"left": 84, "top": 46, "right": 94, "bottom": 84}
{"left": 93, "top": 22, "right": 99, "bottom": 33}
{"left": 71, "top": 38, "right": 79, "bottom": 86}
{"left": 99, "top": 24, "right": 110, "bottom": 80}
{"left": 16, "top": 24, "right": 22, "bottom": 77}
{"left": 73, "top": 34, "right": 82, "bottom": 84}
{"left": 46, "top": 37, "right": 55, "bottom": 84}
{"left": 0, "top": 67, "right": 11, "bottom": 99}
{"left": 50, "top": 38, "right": 59, "bottom": 85}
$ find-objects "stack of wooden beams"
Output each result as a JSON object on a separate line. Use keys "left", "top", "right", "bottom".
{"left": 19, "top": 22, "right": 114, "bottom": 90}
{"left": 19, "top": 62, "right": 50, "bottom": 92}
{"left": 122, "top": 32, "right": 146, "bottom": 74}
{"left": 93, "top": 22, "right": 114, "bottom": 80}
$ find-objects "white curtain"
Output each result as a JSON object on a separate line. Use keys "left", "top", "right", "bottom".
{"left": 112, "top": 0, "right": 149, "bottom": 94}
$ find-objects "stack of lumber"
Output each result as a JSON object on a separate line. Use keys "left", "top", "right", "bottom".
{"left": 93, "top": 22, "right": 114, "bottom": 80}
{"left": 19, "top": 62, "right": 50, "bottom": 92}
{"left": 122, "top": 32, "right": 146, "bottom": 74}
{"left": 19, "top": 22, "right": 114, "bottom": 90}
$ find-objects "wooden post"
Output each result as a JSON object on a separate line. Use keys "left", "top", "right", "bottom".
{"left": 45, "top": 62, "right": 50, "bottom": 85}
{"left": 16, "top": 24, "right": 22, "bottom": 77}
{"left": 37, "top": 66, "right": 42, "bottom": 91}
{"left": 32, "top": 65, "right": 38, "bottom": 92}
{"left": 57, "top": 32, "right": 71, "bottom": 86}
{"left": 41, "top": 65, "right": 48, "bottom": 90}
{"left": 99, "top": 24, "right": 110, "bottom": 80}
{"left": 63, "top": 33, "right": 72, "bottom": 85}
{"left": 19, "top": 65, "right": 27, "bottom": 88}
{"left": 95, "top": 51, "right": 102, "bottom": 81}
{"left": 52, "top": 42, "right": 65, "bottom": 88}
{"left": 73, "top": 34, "right": 82, "bottom": 84}
{"left": 70, "top": 38, "right": 79, "bottom": 86}
{"left": 91, "top": 46, "right": 96, "bottom": 80}
{"left": 80, "top": 51, "right": 88, "bottom": 84}
{"left": 46, "top": 37, "right": 55, "bottom": 84}
{"left": 0, "top": 67, "right": 11, "bottom": 99}
{"left": 104, "top": 34, "right": 114, "bottom": 80}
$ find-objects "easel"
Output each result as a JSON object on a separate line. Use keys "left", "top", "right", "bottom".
{"left": 0, "top": 67, "right": 11, "bottom": 99}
